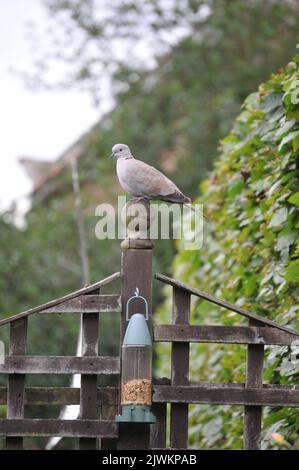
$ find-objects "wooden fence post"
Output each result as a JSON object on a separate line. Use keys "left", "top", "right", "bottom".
{"left": 117, "top": 201, "right": 154, "bottom": 449}
{"left": 244, "top": 318, "right": 264, "bottom": 450}
{"left": 170, "top": 287, "right": 191, "bottom": 449}
{"left": 79, "top": 289, "right": 100, "bottom": 450}
{"left": 6, "top": 317, "right": 28, "bottom": 449}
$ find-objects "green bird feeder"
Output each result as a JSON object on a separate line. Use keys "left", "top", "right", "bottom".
{"left": 116, "top": 289, "right": 156, "bottom": 423}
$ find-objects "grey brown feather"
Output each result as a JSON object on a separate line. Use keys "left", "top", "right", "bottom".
{"left": 111, "top": 143, "right": 208, "bottom": 221}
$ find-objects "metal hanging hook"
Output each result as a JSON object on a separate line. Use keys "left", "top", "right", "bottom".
{"left": 126, "top": 287, "right": 149, "bottom": 321}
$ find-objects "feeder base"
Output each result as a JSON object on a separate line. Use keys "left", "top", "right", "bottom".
{"left": 115, "top": 405, "right": 156, "bottom": 423}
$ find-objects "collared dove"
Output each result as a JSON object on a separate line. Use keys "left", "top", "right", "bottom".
{"left": 111, "top": 143, "right": 208, "bottom": 220}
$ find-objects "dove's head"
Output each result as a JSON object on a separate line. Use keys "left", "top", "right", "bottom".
{"left": 111, "top": 143, "right": 133, "bottom": 160}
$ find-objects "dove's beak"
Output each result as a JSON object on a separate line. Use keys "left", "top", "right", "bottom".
{"left": 110, "top": 152, "right": 114, "bottom": 158}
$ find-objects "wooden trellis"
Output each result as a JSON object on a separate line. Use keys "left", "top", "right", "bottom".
{"left": 0, "top": 240, "right": 298, "bottom": 450}
{"left": 154, "top": 273, "right": 299, "bottom": 450}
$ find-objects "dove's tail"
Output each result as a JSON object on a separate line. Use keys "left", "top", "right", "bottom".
{"left": 184, "top": 203, "right": 210, "bottom": 222}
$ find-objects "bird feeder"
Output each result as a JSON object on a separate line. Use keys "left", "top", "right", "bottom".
{"left": 116, "top": 289, "right": 156, "bottom": 423}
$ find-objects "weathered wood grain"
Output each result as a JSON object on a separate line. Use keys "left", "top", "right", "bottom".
{"left": 6, "top": 317, "right": 28, "bottom": 450}
{"left": 100, "top": 287, "right": 118, "bottom": 449}
{"left": 149, "top": 403, "right": 167, "bottom": 449}
{"left": 101, "top": 402, "right": 118, "bottom": 450}
{"left": 0, "top": 356, "right": 120, "bottom": 374}
{"left": 80, "top": 297, "right": 100, "bottom": 449}
{"left": 117, "top": 244, "right": 153, "bottom": 450}
{"left": 170, "top": 287, "right": 190, "bottom": 449}
{"left": 40, "top": 295, "right": 121, "bottom": 313}
{"left": 0, "top": 386, "right": 118, "bottom": 406}
{"left": 120, "top": 248, "right": 153, "bottom": 340}
{"left": 0, "top": 419, "right": 118, "bottom": 438}
{"left": 154, "top": 325, "right": 297, "bottom": 345}
{"left": 244, "top": 319, "right": 264, "bottom": 450}
{"left": 0, "top": 383, "right": 297, "bottom": 406}
{"left": 153, "top": 385, "right": 299, "bottom": 407}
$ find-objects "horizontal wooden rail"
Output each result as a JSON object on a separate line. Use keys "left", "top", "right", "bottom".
{"left": 153, "top": 385, "right": 299, "bottom": 407}
{"left": 0, "top": 382, "right": 297, "bottom": 406}
{"left": 40, "top": 295, "right": 121, "bottom": 313}
{"left": 0, "top": 419, "right": 118, "bottom": 438}
{"left": 154, "top": 325, "right": 297, "bottom": 345}
{"left": 0, "top": 356, "right": 120, "bottom": 374}
{"left": 0, "top": 272, "right": 120, "bottom": 327}
{"left": 0, "top": 387, "right": 118, "bottom": 406}
{"left": 155, "top": 273, "right": 299, "bottom": 337}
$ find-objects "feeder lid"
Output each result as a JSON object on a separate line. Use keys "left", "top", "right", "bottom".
{"left": 123, "top": 313, "right": 152, "bottom": 346}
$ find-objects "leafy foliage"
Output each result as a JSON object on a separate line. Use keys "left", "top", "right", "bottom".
{"left": 156, "top": 57, "right": 299, "bottom": 449}
{"left": 27, "top": 1, "right": 299, "bottom": 108}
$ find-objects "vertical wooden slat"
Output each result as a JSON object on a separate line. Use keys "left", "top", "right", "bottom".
{"left": 244, "top": 318, "right": 264, "bottom": 450}
{"left": 6, "top": 317, "right": 28, "bottom": 449}
{"left": 170, "top": 287, "right": 190, "bottom": 449}
{"left": 150, "top": 403, "right": 167, "bottom": 449}
{"left": 100, "top": 403, "right": 118, "bottom": 449}
{"left": 117, "top": 244, "right": 153, "bottom": 450}
{"left": 79, "top": 290, "right": 99, "bottom": 450}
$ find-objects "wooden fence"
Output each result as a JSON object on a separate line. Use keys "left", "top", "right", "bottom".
{"left": 0, "top": 240, "right": 298, "bottom": 450}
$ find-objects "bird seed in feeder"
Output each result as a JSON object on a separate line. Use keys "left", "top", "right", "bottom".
{"left": 121, "top": 379, "right": 152, "bottom": 405}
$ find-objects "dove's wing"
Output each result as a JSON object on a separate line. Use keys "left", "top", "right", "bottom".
{"left": 117, "top": 158, "right": 191, "bottom": 204}
{"left": 118, "top": 159, "right": 175, "bottom": 196}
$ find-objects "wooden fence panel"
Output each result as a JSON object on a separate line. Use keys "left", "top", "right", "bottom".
{"left": 0, "top": 267, "right": 298, "bottom": 450}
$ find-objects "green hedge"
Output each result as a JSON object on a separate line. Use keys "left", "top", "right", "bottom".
{"left": 156, "top": 57, "right": 299, "bottom": 449}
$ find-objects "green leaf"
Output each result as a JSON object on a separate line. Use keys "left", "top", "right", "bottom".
{"left": 268, "top": 207, "right": 288, "bottom": 227}
{"left": 285, "top": 259, "right": 299, "bottom": 283}
{"left": 288, "top": 191, "right": 299, "bottom": 206}
{"left": 293, "top": 134, "right": 299, "bottom": 151}
{"left": 243, "top": 274, "right": 259, "bottom": 296}
{"left": 278, "top": 130, "right": 299, "bottom": 153}
{"left": 259, "top": 92, "right": 284, "bottom": 113}
{"left": 274, "top": 233, "right": 296, "bottom": 253}
{"left": 244, "top": 92, "right": 259, "bottom": 110}
{"left": 274, "top": 118, "right": 296, "bottom": 138}
{"left": 227, "top": 180, "right": 245, "bottom": 200}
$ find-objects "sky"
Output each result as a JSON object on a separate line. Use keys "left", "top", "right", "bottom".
{"left": 0, "top": 0, "right": 100, "bottom": 213}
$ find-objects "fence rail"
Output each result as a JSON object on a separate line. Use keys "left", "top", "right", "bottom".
{"left": 0, "top": 420, "right": 118, "bottom": 438}
{"left": 154, "top": 325, "right": 297, "bottom": 345}
{"left": 0, "top": 356, "right": 120, "bottom": 375}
